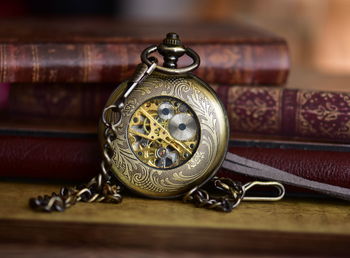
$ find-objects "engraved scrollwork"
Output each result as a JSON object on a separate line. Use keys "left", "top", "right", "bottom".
{"left": 108, "top": 74, "right": 225, "bottom": 196}
{"left": 187, "top": 151, "right": 205, "bottom": 169}
{"left": 186, "top": 84, "right": 218, "bottom": 162}
{"left": 122, "top": 97, "right": 137, "bottom": 117}
{"left": 111, "top": 131, "right": 138, "bottom": 181}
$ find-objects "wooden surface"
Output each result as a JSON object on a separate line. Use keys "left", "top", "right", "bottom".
{"left": 0, "top": 181, "right": 350, "bottom": 257}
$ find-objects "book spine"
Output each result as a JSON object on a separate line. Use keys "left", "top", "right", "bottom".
{"left": 214, "top": 86, "right": 350, "bottom": 143}
{"left": 2, "top": 83, "right": 114, "bottom": 121}
{"left": 1, "top": 135, "right": 349, "bottom": 191}
{"left": 3, "top": 84, "right": 350, "bottom": 143}
{"left": 0, "top": 42, "right": 289, "bottom": 85}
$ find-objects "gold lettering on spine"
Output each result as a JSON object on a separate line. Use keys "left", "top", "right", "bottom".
{"left": 83, "top": 44, "right": 92, "bottom": 82}
{"left": 31, "top": 45, "right": 40, "bottom": 82}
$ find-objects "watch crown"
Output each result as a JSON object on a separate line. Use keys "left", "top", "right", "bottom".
{"left": 158, "top": 32, "right": 186, "bottom": 69}
{"left": 163, "top": 32, "right": 182, "bottom": 47}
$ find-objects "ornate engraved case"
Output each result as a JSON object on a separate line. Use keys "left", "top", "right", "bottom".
{"left": 98, "top": 34, "right": 229, "bottom": 198}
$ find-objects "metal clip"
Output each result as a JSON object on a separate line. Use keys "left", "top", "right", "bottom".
{"left": 242, "top": 181, "right": 285, "bottom": 201}
{"left": 124, "top": 62, "right": 156, "bottom": 95}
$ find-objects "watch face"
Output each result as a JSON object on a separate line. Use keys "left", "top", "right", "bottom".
{"left": 128, "top": 96, "right": 200, "bottom": 169}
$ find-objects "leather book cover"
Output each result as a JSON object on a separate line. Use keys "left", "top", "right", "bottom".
{"left": 214, "top": 85, "right": 350, "bottom": 143}
{"left": 0, "top": 132, "right": 349, "bottom": 194}
{"left": 0, "top": 18, "right": 289, "bottom": 85}
{"left": 2, "top": 75, "right": 350, "bottom": 143}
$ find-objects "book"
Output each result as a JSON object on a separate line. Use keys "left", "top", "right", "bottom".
{"left": 2, "top": 72, "right": 350, "bottom": 143}
{"left": 1, "top": 129, "right": 349, "bottom": 193}
{"left": 0, "top": 18, "right": 289, "bottom": 85}
{"left": 214, "top": 85, "right": 350, "bottom": 143}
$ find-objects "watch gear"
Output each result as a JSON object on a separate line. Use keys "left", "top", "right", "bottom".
{"left": 158, "top": 102, "right": 175, "bottom": 120}
{"left": 128, "top": 96, "right": 200, "bottom": 169}
{"left": 169, "top": 113, "right": 198, "bottom": 141}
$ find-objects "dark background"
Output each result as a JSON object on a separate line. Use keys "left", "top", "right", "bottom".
{"left": 0, "top": 0, "right": 349, "bottom": 78}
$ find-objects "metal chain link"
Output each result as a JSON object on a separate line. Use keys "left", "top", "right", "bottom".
{"left": 29, "top": 174, "right": 123, "bottom": 212}
{"left": 183, "top": 177, "right": 285, "bottom": 212}
{"left": 29, "top": 61, "right": 157, "bottom": 212}
{"left": 183, "top": 177, "right": 246, "bottom": 212}
{"left": 30, "top": 104, "right": 123, "bottom": 212}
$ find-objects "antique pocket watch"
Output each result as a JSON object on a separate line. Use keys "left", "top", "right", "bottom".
{"left": 31, "top": 33, "right": 350, "bottom": 213}
{"left": 99, "top": 33, "right": 229, "bottom": 199}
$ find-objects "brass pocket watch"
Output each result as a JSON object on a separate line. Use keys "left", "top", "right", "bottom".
{"left": 31, "top": 33, "right": 350, "bottom": 213}
{"left": 99, "top": 33, "right": 229, "bottom": 199}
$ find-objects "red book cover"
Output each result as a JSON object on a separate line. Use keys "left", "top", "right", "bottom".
{"left": 2, "top": 79, "right": 350, "bottom": 143}
{"left": 0, "top": 18, "right": 289, "bottom": 85}
{"left": 214, "top": 85, "right": 350, "bottom": 143}
{"left": 0, "top": 132, "right": 349, "bottom": 195}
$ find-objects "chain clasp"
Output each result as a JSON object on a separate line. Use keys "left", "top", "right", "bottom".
{"left": 242, "top": 181, "right": 285, "bottom": 201}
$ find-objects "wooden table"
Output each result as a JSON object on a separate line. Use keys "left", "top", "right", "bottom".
{"left": 0, "top": 181, "right": 349, "bottom": 257}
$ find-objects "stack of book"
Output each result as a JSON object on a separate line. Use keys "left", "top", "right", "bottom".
{"left": 0, "top": 19, "right": 349, "bottom": 195}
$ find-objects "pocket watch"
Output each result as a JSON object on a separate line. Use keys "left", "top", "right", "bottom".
{"left": 30, "top": 33, "right": 350, "bottom": 213}
{"left": 99, "top": 33, "right": 229, "bottom": 199}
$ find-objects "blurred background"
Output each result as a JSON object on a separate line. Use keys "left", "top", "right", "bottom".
{"left": 0, "top": 0, "right": 349, "bottom": 76}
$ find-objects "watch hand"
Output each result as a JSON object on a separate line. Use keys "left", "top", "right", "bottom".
{"left": 129, "top": 128, "right": 154, "bottom": 141}
{"left": 130, "top": 125, "right": 187, "bottom": 155}
{"left": 129, "top": 127, "right": 181, "bottom": 152}
{"left": 139, "top": 107, "right": 192, "bottom": 155}
{"left": 129, "top": 119, "right": 187, "bottom": 156}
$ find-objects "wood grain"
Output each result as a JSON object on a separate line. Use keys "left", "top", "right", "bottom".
{"left": 0, "top": 181, "right": 349, "bottom": 256}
